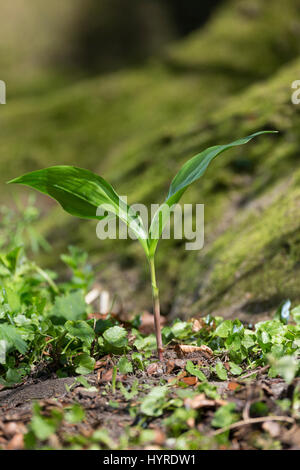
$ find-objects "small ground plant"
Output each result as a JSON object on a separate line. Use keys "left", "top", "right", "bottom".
{"left": 9, "top": 131, "right": 277, "bottom": 360}
{"left": 0, "top": 202, "right": 299, "bottom": 449}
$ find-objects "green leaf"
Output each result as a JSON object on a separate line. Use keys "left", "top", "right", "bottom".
{"left": 269, "top": 355, "right": 298, "bottom": 384}
{"left": 8, "top": 166, "right": 148, "bottom": 254}
{"left": 65, "top": 404, "right": 85, "bottom": 424}
{"left": 50, "top": 291, "right": 86, "bottom": 323}
{"left": 215, "top": 320, "right": 233, "bottom": 338}
{"left": 5, "top": 286, "right": 21, "bottom": 312}
{"left": 103, "top": 326, "right": 128, "bottom": 350}
{"left": 65, "top": 320, "right": 95, "bottom": 346}
{"left": 74, "top": 353, "right": 95, "bottom": 375}
{"left": 215, "top": 361, "right": 228, "bottom": 380}
{"left": 30, "top": 403, "right": 62, "bottom": 440}
{"left": 229, "top": 362, "right": 243, "bottom": 376}
{"left": 118, "top": 379, "right": 139, "bottom": 400}
{"left": 117, "top": 356, "right": 133, "bottom": 374}
{"left": 291, "top": 305, "right": 300, "bottom": 324}
{"left": 140, "top": 386, "right": 169, "bottom": 417}
{"left": 212, "top": 403, "right": 239, "bottom": 428}
{"left": 0, "top": 323, "right": 27, "bottom": 354}
{"left": 186, "top": 360, "right": 207, "bottom": 381}
{"left": 148, "top": 131, "right": 277, "bottom": 254}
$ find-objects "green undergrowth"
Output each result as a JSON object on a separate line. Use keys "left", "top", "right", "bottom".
{"left": 0, "top": 204, "right": 299, "bottom": 450}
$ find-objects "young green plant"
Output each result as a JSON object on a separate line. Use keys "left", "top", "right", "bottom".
{"left": 8, "top": 131, "right": 277, "bottom": 361}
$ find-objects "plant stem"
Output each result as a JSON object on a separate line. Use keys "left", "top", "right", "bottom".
{"left": 149, "top": 256, "right": 163, "bottom": 361}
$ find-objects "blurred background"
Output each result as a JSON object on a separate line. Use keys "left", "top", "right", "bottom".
{"left": 1, "top": 0, "right": 300, "bottom": 321}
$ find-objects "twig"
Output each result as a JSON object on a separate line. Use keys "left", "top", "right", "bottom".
{"left": 212, "top": 415, "right": 295, "bottom": 436}
{"left": 240, "top": 365, "right": 270, "bottom": 380}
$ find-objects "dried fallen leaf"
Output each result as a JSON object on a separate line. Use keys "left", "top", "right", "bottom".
{"left": 6, "top": 433, "right": 24, "bottom": 450}
{"left": 4, "top": 422, "right": 19, "bottom": 437}
{"left": 166, "top": 360, "right": 175, "bottom": 374}
{"left": 228, "top": 382, "right": 240, "bottom": 391}
{"left": 100, "top": 368, "right": 113, "bottom": 382}
{"left": 174, "top": 359, "right": 186, "bottom": 369}
{"left": 182, "top": 376, "right": 198, "bottom": 386}
{"left": 177, "top": 344, "right": 213, "bottom": 357}
{"left": 146, "top": 363, "right": 163, "bottom": 376}
{"left": 191, "top": 319, "right": 203, "bottom": 332}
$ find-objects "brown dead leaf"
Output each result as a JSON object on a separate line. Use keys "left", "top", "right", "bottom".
{"left": 3, "top": 422, "right": 19, "bottom": 437}
{"left": 182, "top": 376, "right": 198, "bottom": 386}
{"left": 176, "top": 344, "right": 213, "bottom": 357}
{"left": 191, "top": 319, "right": 203, "bottom": 332}
{"left": 184, "top": 394, "right": 216, "bottom": 409}
{"left": 6, "top": 433, "right": 24, "bottom": 450}
{"left": 146, "top": 363, "right": 163, "bottom": 376}
{"left": 166, "top": 360, "right": 175, "bottom": 374}
{"left": 153, "top": 429, "right": 166, "bottom": 445}
{"left": 174, "top": 359, "right": 186, "bottom": 369}
{"left": 100, "top": 368, "right": 113, "bottom": 382}
{"left": 228, "top": 382, "right": 240, "bottom": 391}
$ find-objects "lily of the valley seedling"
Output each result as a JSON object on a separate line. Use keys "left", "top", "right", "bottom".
{"left": 9, "top": 131, "right": 277, "bottom": 360}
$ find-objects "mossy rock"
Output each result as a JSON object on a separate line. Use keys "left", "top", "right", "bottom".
{"left": 1, "top": 0, "right": 300, "bottom": 319}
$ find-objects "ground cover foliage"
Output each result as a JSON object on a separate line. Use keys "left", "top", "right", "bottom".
{"left": 0, "top": 204, "right": 299, "bottom": 450}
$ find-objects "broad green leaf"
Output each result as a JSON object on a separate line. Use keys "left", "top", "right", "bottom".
{"left": 215, "top": 320, "right": 233, "bottom": 338}
{"left": 8, "top": 166, "right": 148, "bottom": 254}
{"left": 0, "top": 323, "right": 27, "bottom": 354}
{"left": 49, "top": 291, "right": 86, "bottom": 323}
{"left": 229, "top": 362, "right": 243, "bottom": 376}
{"left": 65, "top": 320, "right": 95, "bottom": 346}
{"left": 269, "top": 355, "right": 298, "bottom": 384}
{"left": 148, "top": 131, "right": 277, "bottom": 254}
{"left": 74, "top": 353, "right": 95, "bottom": 375}
{"left": 103, "top": 326, "right": 128, "bottom": 350}
{"left": 117, "top": 356, "right": 133, "bottom": 374}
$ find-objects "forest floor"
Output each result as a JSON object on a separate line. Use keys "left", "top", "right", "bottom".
{"left": 0, "top": 341, "right": 299, "bottom": 450}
